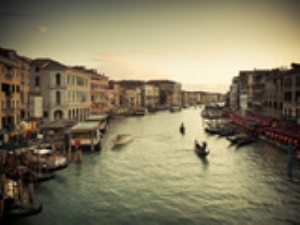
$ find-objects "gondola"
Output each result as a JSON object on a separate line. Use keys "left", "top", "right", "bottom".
{"left": 194, "top": 145, "right": 209, "bottom": 157}
{"left": 5, "top": 170, "right": 55, "bottom": 183}
{"left": 2, "top": 197, "right": 43, "bottom": 219}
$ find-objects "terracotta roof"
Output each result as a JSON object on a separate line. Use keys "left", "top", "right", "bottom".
{"left": 31, "top": 58, "right": 67, "bottom": 70}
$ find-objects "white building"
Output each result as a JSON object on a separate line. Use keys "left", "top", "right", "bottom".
{"left": 30, "top": 59, "right": 91, "bottom": 122}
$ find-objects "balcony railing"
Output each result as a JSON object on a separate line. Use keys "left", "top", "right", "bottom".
{"left": 5, "top": 92, "right": 14, "bottom": 98}
{"left": 48, "top": 102, "right": 68, "bottom": 108}
{"left": 5, "top": 73, "right": 13, "bottom": 79}
{"left": 2, "top": 107, "right": 15, "bottom": 113}
{"left": 49, "top": 83, "right": 67, "bottom": 89}
{"left": 281, "top": 114, "right": 297, "bottom": 122}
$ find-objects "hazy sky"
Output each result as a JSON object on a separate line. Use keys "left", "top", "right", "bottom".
{"left": 1, "top": 0, "right": 299, "bottom": 93}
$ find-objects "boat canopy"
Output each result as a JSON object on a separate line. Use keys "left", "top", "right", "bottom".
{"left": 85, "top": 114, "right": 108, "bottom": 121}
{"left": 71, "top": 122, "right": 99, "bottom": 133}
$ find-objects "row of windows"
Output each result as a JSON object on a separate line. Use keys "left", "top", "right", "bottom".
{"left": 34, "top": 73, "right": 88, "bottom": 87}
{"left": 67, "top": 74, "right": 88, "bottom": 86}
{"left": 282, "top": 76, "right": 300, "bottom": 87}
{"left": 1, "top": 83, "right": 20, "bottom": 94}
{"left": 43, "top": 108, "right": 89, "bottom": 118}
{"left": 55, "top": 91, "right": 89, "bottom": 104}
{"left": 1, "top": 64, "right": 29, "bottom": 76}
{"left": 1, "top": 100, "right": 19, "bottom": 109}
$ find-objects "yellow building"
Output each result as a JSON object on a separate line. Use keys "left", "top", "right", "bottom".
{"left": 0, "top": 47, "right": 30, "bottom": 135}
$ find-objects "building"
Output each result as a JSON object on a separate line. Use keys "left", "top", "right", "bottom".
{"left": 229, "top": 76, "right": 239, "bottom": 110}
{"left": 107, "top": 81, "right": 121, "bottom": 113}
{"left": 147, "top": 80, "right": 182, "bottom": 106}
{"left": 0, "top": 47, "right": 30, "bottom": 131}
{"left": 89, "top": 70, "right": 109, "bottom": 114}
{"left": 30, "top": 59, "right": 91, "bottom": 123}
{"left": 142, "top": 83, "right": 159, "bottom": 109}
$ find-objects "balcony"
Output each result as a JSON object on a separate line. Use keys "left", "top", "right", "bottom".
{"left": 4, "top": 92, "right": 14, "bottom": 98}
{"left": 2, "top": 107, "right": 15, "bottom": 114}
{"left": 281, "top": 114, "right": 297, "bottom": 123}
{"left": 48, "top": 102, "right": 68, "bottom": 108}
{"left": 49, "top": 83, "right": 67, "bottom": 89}
{"left": 5, "top": 73, "right": 13, "bottom": 79}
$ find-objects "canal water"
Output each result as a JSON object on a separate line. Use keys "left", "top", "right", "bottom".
{"left": 10, "top": 108, "right": 300, "bottom": 225}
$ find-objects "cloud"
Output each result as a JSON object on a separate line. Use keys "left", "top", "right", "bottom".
{"left": 0, "top": 11, "right": 36, "bottom": 18}
{"left": 35, "top": 26, "right": 48, "bottom": 33}
{"left": 92, "top": 51, "right": 169, "bottom": 81}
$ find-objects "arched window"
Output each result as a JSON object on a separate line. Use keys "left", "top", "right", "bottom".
{"left": 56, "top": 73, "right": 61, "bottom": 86}
{"left": 56, "top": 91, "right": 61, "bottom": 104}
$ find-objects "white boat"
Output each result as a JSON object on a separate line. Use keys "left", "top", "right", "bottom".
{"left": 170, "top": 105, "right": 182, "bottom": 112}
{"left": 26, "top": 148, "right": 68, "bottom": 172}
{"left": 112, "top": 134, "right": 133, "bottom": 146}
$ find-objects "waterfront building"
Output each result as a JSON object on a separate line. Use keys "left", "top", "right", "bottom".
{"left": 116, "top": 80, "right": 143, "bottom": 108}
{"left": 229, "top": 76, "right": 239, "bottom": 110}
{"left": 142, "top": 83, "right": 159, "bottom": 109}
{"left": 89, "top": 70, "right": 109, "bottom": 114}
{"left": 30, "top": 59, "right": 90, "bottom": 123}
{"left": 281, "top": 63, "right": 300, "bottom": 125}
{"left": 0, "top": 47, "right": 30, "bottom": 133}
{"left": 181, "top": 91, "right": 189, "bottom": 107}
{"left": 121, "top": 87, "right": 142, "bottom": 108}
{"left": 107, "top": 81, "right": 121, "bottom": 113}
{"left": 147, "top": 80, "right": 182, "bottom": 106}
{"left": 251, "top": 70, "right": 269, "bottom": 116}
{"left": 238, "top": 71, "right": 251, "bottom": 117}
{"left": 264, "top": 69, "right": 284, "bottom": 119}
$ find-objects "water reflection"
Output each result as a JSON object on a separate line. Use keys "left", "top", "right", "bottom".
{"left": 8, "top": 108, "right": 300, "bottom": 225}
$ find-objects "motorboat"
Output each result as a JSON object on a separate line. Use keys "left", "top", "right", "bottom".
{"left": 112, "top": 134, "right": 133, "bottom": 146}
{"left": 26, "top": 148, "right": 68, "bottom": 172}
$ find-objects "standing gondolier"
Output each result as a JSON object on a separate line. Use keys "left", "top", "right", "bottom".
{"left": 180, "top": 123, "right": 185, "bottom": 135}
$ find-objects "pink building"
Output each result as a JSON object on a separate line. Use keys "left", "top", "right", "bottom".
{"left": 90, "top": 72, "right": 109, "bottom": 114}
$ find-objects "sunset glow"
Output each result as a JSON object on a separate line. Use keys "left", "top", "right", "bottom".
{"left": 1, "top": 0, "right": 299, "bottom": 93}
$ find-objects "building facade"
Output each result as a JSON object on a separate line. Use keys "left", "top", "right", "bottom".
{"left": 90, "top": 71, "right": 109, "bottom": 114}
{"left": 30, "top": 59, "right": 91, "bottom": 123}
{"left": 0, "top": 47, "right": 30, "bottom": 131}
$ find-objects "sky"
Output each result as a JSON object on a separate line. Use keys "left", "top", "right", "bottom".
{"left": 0, "top": 0, "right": 299, "bottom": 93}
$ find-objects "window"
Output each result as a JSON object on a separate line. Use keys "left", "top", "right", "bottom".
{"left": 35, "top": 76, "right": 40, "bottom": 86}
{"left": 44, "top": 111, "right": 48, "bottom": 118}
{"left": 296, "top": 76, "right": 300, "bottom": 86}
{"left": 35, "top": 66, "right": 40, "bottom": 72}
{"left": 56, "top": 73, "right": 61, "bottom": 86}
{"left": 296, "top": 91, "right": 300, "bottom": 103}
{"left": 56, "top": 91, "right": 61, "bottom": 104}
{"left": 283, "top": 78, "right": 292, "bottom": 87}
{"left": 76, "top": 77, "right": 85, "bottom": 86}
{"left": 284, "top": 91, "right": 292, "bottom": 102}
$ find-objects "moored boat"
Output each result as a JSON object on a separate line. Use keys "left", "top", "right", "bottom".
{"left": 5, "top": 169, "right": 55, "bottom": 183}
{"left": 26, "top": 148, "right": 68, "bottom": 172}
{"left": 170, "top": 105, "right": 182, "bottom": 112}
{"left": 3, "top": 196, "right": 43, "bottom": 219}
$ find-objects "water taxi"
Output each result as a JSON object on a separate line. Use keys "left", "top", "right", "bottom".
{"left": 112, "top": 134, "right": 133, "bottom": 146}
